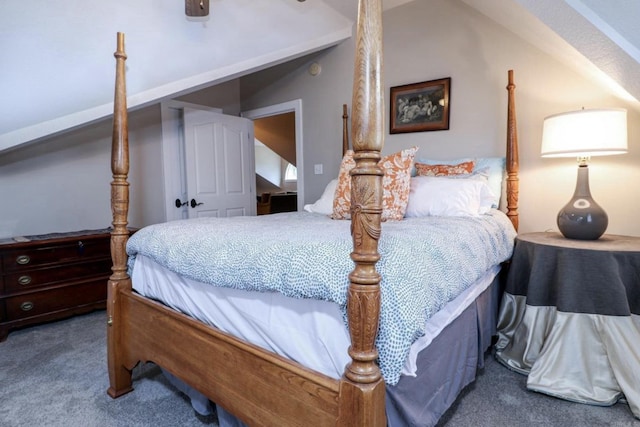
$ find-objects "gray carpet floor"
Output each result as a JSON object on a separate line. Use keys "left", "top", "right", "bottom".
{"left": 0, "top": 310, "right": 638, "bottom": 427}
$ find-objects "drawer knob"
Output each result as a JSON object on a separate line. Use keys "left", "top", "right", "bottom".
{"left": 16, "top": 255, "right": 31, "bottom": 265}
{"left": 20, "top": 301, "right": 34, "bottom": 312}
{"left": 18, "top": 275, "right": 32, "bottom": 285}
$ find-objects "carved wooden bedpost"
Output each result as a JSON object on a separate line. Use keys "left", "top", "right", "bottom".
{"left": 338, "top": 0, "right": 386, "bottom": 425}
{"left": 107, "top": 32, "right": 133, "bottom": 398}
{"left": 342, "top": 104, "right": 349, "bottom": 155}
{"left": 506, "top": 70, "right": 519, "bottom": 232}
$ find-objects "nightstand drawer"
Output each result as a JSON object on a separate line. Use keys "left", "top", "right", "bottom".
{"left": 3, "top": 258, "right": 112, "bottom": 292}
{"left": 2, "top": 238, "right": 111, "bottom": 272}
{"left": 5, "top": 279, "right": 107, "bottom": 321}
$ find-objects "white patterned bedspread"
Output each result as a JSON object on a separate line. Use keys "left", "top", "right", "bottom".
{"left": 127, "top": 210, "right": 516, "bottom": 385}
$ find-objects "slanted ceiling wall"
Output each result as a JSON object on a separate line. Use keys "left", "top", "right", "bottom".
{"left": 0, "top": 0, "right": 352, "bottom": 152}
{"left": 254, "top": 113, "right": 296, "bottom": 166}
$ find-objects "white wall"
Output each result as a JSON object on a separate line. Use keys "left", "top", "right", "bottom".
{"left": 241, "top": 0, "right": 640, "bottom": 236}
{"left": 0, "top": 106, "right": 165, "bottom": 238}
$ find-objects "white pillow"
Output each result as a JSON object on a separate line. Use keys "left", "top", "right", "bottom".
{"left": 405, "top": 176, "right": 495, "bottom": 217}
{"left": 303, "top": 179, "right": 338, "bottom": 215}
{"left": 413, "top": 157, "right": 504, "bottom": 208}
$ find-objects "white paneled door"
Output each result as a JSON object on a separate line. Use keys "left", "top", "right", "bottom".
{"left": 183, "top": 108, "right": 255, "bottom": 218}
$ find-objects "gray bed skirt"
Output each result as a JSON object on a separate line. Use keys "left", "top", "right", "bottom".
{"left": 214, "top": 273, "right": 502, "bottom": 427}
{"left": 385, "top": 274, "right": 501, "bottom": 427}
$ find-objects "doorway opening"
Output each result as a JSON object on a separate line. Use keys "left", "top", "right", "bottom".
{"left": 242, "top": 99, "right": 304, "bottom": 214}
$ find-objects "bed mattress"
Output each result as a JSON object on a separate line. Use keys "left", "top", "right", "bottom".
{"left": 131, "top": 255, "right": 501, "bottom": 379}
{"left": 126, "top": 210, "right": 516, "bottom": 384}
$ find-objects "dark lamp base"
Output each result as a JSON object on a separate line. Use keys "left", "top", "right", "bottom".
{"left": 557, "top": 164, "right": 608, "bottom": 240}
{"left": 557, "top": 198, "right": 608, "bottom": 240}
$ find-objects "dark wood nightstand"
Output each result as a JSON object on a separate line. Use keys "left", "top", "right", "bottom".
{"left": 0, "top": 229, "right": 118, "bottom": 341}
{"left": 495, "top": 232, "right": 640, "bottom": 417}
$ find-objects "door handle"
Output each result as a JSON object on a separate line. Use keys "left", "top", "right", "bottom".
{"left": 190, "top": 199, "right": 204, "bottom": 208}
{"left": 175, "top": 199, "right": 188, "bottom": 208}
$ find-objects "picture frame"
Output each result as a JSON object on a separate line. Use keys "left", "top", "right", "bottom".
{"left": 390, "top": 77, "right": 451, "bottom": 134}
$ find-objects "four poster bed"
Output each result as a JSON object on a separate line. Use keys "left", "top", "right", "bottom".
{"left": 107, "top": 1, "right": 520, "bottom": 425}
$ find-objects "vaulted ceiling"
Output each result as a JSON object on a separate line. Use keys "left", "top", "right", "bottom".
{"left": 463, "top": 0, "right": 640, "bottom": 106}
{"left": 1, "top": 0, "right": 638, "bottom": 153}
{"left": 0, "top": 0, "right": 354, "bottom": 152}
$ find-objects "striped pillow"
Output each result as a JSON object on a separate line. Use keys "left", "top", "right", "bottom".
{"left": 415, "top": 160, "right": 475, "bottom": 177}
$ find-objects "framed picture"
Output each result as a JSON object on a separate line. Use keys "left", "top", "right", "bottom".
{"left": 390, "top": 77, "right": 451, "bottom": 134}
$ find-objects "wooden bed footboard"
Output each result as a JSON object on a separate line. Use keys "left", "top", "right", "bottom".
{"left": 107, "top": 0, "right": 519, "bottom": 425}
{"left": 117, "top": 291, "right": 346, "bottom": 425}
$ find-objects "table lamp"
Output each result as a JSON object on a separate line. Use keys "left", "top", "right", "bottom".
{"left": 541, "top": 108, "right": 627, "bottom": 240}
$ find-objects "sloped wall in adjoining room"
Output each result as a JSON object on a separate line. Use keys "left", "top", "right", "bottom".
{"left": 0, "top": 105, "right": 165, "bottom": 239}
{"left": 254, "top": 113, "right": 296, "bottom": 166}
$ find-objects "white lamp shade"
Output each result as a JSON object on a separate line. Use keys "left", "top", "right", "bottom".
{"left": 541, "top": 108, "right": 628, "bottom": 157}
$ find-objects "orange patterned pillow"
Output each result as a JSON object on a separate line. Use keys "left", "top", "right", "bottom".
{"left": 331, "top": 150, "right": 356, "bottom": 220}
{"left": 332, "top": 146, "right": 418, "bottom": 221}
{"left": 415, "top": 160, "right": 475, "bottom": 177}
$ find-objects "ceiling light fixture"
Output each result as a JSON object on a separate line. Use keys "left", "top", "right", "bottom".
{"left": 186, "top": 0, "right": 209, "bottom": 17}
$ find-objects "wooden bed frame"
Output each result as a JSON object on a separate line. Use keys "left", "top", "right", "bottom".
{"left": 106, "top": 0, "right": 519, "bottom": 425}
